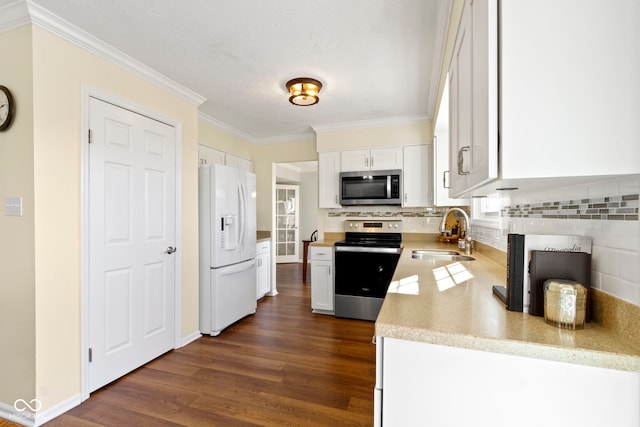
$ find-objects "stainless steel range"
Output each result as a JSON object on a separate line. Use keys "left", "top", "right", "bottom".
{"left": 334, "top": 220, "right": 402, "bottom": 321}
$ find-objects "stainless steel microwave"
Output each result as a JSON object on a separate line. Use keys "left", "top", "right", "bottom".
{"left": 339, "top": 169, "right": 402, "bottom": 206}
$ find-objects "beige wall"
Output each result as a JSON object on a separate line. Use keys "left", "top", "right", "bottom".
{"left": 0, "top": 24, "right": 201, "bottom": 413}
{"left": 198, "top": 119, "right": 252, "bottom": 159}
{"left": 316, "top": 121, "right": 432, "bottom": 152}
{"left": 251, "top": 140, "right": 317, "bottom": 231}
{"left": 0, "top": 25, "right": 36, "bottom": 408}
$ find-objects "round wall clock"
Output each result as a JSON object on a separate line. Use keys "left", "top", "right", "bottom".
{"left": 0, "top": 85, "right": 15, "bottom": 131}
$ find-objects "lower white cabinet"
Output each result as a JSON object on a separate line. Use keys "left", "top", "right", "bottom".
{"left": 256, "top": 240, "right": 271, "bottom": 299}
{"left": 376, "top": 337, "right": 640, "bottom": 427}
{"left": 310, "top": 246, "right": 334, "bottom": 314}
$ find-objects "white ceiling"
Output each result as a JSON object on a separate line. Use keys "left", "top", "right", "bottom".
{"left": 1, "top": 0, "right": 451, "bottom": 143}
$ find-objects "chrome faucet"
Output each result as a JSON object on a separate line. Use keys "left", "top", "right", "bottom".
{"left": 439, "top": 207, "right": 473, "bottom": 255}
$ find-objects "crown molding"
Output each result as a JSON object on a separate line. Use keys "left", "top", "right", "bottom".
{"left": 311, "top": 115, "right": 429, "bottom": 134}
{"left": 0, "top": 1, "right": 30, "bottom": 32}
{"left": 251, "top": 132, "right": 316, "bottom": 145}
{"left": 198, "top": 111, "right": 253, "bottom": 142}
{"left": 198, "top": 111, "right": 315, "bottom": 145}
{"left": 0, "top": 0, "right": 206, "bottom": 107}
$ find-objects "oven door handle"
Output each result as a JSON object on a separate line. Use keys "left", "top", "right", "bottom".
{"left": 335, "top": 246, "right": 402, "bottom": 255}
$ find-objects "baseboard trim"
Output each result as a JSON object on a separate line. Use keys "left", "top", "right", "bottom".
{"left": 34, "top": 394, "right": 82, "bottom": 426}
{"left": 0, "top": 401, "right": 34, "bottom": 427}
{"left": 180, "top": 330, "right": 202, "bottom": 348}
{"left": 0, "top": 394, "right": 81, "bottom": 427}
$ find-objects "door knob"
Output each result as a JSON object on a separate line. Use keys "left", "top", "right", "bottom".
{"left": 166, "top": 246, "right": 177, "bottom": 254}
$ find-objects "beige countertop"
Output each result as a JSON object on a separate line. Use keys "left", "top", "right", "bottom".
{"left": 375, "top": 240, "right": 640, "bottom": 372}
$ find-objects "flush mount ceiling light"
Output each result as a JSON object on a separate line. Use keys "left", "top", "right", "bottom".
{"left": 286, "top": 77, "right": 322, "bottom": 106}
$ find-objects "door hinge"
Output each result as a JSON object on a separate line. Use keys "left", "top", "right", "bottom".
{"left": 88, "top": 129, "right": 92, "bottom": 144}
{"left": 89, "top": 348, "right": 93, "bottom": 363}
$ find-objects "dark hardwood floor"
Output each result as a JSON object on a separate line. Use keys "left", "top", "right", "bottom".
{"left": 27, "top": 263, "right": 375, "bottom": 426}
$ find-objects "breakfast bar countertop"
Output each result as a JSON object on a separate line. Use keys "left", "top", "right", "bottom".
{"left": 375, "top": 240, "right": 640, "bottom": 372}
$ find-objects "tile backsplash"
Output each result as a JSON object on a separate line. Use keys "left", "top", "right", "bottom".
{"left": 474, "top": 176, "right": 640, "bottom": 307}
{"left": 320, "top": 177, "right": 640, "bottom": 307}
{"left": 324, "top": 206, "right": 447, "bottom": 233}
{"left": 501, "top": 195, "right": 638, "bottom": 221}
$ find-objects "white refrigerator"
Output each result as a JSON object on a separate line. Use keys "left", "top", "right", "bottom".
{"left": 199, "top": 163, "right": 257, "bottom": 336}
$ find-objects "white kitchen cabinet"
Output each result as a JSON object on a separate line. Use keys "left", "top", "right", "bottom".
{"left": 402, "top": 144, "right": 433, "bottom": 207}
{"left": 450, "top": 0, "right": 640, "bottom": 197}
{"left": 376, "top": 337, "right": 640, "bottom": 427}
{"left": 198, "top": 145, "right": 254, "bottom": 174}
{"left": 448, "top": 0, "right": 498, "bottom": 197}
{"left": 256, "top": 239, "right": 271, "bottom": 299}
{"left": 341, "top": 147, "right": 403, "bottom": 172}
{"left": 433, "top": 133, "right": 468, "bottom": 206}
{"left": 317, "top": 151, "right": 341, "bottom": 208}
{"left": 310, "top": 246, "right": 334, "bottom": 314}
{"left": 198, "top": 144, "right": 225, "bottom": 167}
{"left": 225, "top": 153, "right": 254, "bottom": 173}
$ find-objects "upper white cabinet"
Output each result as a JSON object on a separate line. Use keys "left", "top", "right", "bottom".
{"left": 433, "top": 134, "right": 467, "bottom": 207}
{"left": 341, "top": 147, "right": 403, "bottom": 172}
{"left": 450, "top": 0, "right": 639, "bottom": 197}
{"left": 402, "top": 145, "right": 433, "bottom": 207}
{"left": 225, "top": 153, "right": 254, "bottom": 173}
{"left": 448, "top": 0, "right": 498, "bottom": 197}
{"left": 433, "top": 78, "right": 468, "bottom": 207}
{"left": 318, "top": 151, "right": 341, "bottom": 208}
{"left": 198, "top": 144, "right": 225, "bottom": 167}
{"left": 198, "top": 145, "right": 254, "bottom": 173}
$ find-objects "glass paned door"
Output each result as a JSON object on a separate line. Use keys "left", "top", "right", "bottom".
{"left": 275, "top": 184, "right": 299, "bottom": 263}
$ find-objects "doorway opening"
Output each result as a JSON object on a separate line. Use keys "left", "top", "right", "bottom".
{"left": 272, "top": 161, "right": 318, "bottom": 287}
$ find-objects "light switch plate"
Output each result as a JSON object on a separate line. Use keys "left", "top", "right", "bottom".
{"left": 5, "top": 197, "right": 23, "bottom": 216}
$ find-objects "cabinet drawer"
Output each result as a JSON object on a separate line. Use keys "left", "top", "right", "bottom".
{"left": 256, "top": 240, "right": 270, "bottom": 254}
{"left": 309, "top": 246, "right": 333, "bottom": 261}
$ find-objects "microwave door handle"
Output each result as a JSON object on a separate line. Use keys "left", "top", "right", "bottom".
{"left": 386, "top": 175, "right": 390, "bottom": 198}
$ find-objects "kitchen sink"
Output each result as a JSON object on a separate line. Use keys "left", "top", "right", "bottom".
{"left": 411, "top": 249, "right": 475, "bottom": 261}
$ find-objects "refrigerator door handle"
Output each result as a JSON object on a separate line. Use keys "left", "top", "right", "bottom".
{"left": 218, "top": 259, "right": 256, "bottom": 276}
{"left": 238, "top": 180, "right": 247, "bottom": 252}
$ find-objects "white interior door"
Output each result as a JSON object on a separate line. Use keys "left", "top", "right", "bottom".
{"left": 88, "top": 97, "right": 176, "bottom": 392}
{"left": 275, "top": 184, "right": 299, "bottom": 263}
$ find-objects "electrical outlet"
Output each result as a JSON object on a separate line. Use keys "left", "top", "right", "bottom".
{"left": 5, "top": 197, "right": 22, "bottom": 216}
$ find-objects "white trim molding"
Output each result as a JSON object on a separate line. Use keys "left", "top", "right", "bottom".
{"left": 198, "top": 111, "right": 315, "bottom": 145}
{"left": 311, "top": 115, "right": 429, "bottom": 134}
{"left": 198, "top": 111, "right": 253, "bottom": 142}
{"left": 0, "top": 0, "right": 31, "bottom": 32}
{"left": 181, "top": 331, "right": 202, "bottom": 348}
{"left": 0, "top": 394, "right": 81, "bottom": 427}
{"left": 0, "top": 0, "right": 206, "bottom": 107}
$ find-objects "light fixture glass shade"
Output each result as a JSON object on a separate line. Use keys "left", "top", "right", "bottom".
{"left": 286, "top": 78, "right": 322, "bottom": 106}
